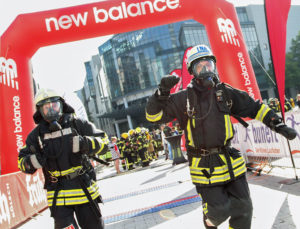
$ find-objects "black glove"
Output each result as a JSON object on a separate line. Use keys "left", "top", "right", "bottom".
{"left": 73, "top": 135, "right": 109, "bottom": 155}
{"left": 270, "top": 117, "right": 297, "bottom": 140}
{"left": 72, "top": 135, "right": 89, "bottom": 154}
{"left": 27, "top": 145, "right": 45, "bottom": 169}
{"left": 157, "top": 75, "right": 180, "bottom": 100}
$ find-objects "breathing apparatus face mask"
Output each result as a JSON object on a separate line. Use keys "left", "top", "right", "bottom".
{"left": 39, "top": 99, "right": 63, "bottom": 131}
{"left": 192, "top": 58, "right": 217, "bottom": 88}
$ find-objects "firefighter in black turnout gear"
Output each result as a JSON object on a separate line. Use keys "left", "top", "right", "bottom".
{"left": 146, "top": 45, "right": 297, "bottom": 229}
{"left": 18, "top": 89, "right": 108, "bottom": 229}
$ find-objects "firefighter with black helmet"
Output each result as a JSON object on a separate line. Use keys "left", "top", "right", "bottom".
{"left": 146, "top": 44, "right": 297, "bottom": 229}
{"left": 18, "top": 88, "right": 108, "bottom": 229}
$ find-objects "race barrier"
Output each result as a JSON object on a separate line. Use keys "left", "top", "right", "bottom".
{"left": 231, "top": 110, "right": 300, "bottom": 168}
{"left": 0, "top": 170, "right": 47, "bottom": 229}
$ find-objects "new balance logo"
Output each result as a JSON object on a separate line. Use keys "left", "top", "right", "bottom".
{"left": 217, "top": 18, "right": 240, "bottom": 47}
{"left": 0, "top": 57, "right": 19, "bottom": 90}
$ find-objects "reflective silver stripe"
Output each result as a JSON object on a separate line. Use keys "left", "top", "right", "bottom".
{"left": 30, "top": 154, "right": 42, "bottom": 169}
{"left": 44, "top": 128, "right": 72, "bottom": 140}
{"left": 72, "top": 136, "right": 80, "bottom": 153}
{"left": 38, "top": 136, "right": 43, "bottom": 149}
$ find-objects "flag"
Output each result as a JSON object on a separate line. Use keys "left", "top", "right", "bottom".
{"left": 181, "top": 47, "right": 193, "bottom": 89}
{"left": 264, "top": 0, "right": 291, "bottom": 120}
{"left": 169, "top": 69, "right": 182, "bottom": 94}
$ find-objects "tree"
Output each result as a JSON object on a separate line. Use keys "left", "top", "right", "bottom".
{"left": 285, "top": 31, "right": 300, "bottom": 91}
{"left": 267, "top": 30, "right": 300, "bottom": 93}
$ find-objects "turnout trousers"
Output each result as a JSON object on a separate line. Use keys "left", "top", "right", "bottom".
{"left": 196, "top": 176, "right": 253, "bottom": 229}
{"left": 50, "top": 201, "right": 104, "bottom": 229}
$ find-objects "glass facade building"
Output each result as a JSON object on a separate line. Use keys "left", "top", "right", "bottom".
{"left": 87, "top": 7, "right": 271, "bottom": 135}
{"left": 98, "top": 22, "right": 190, "bottom": 101}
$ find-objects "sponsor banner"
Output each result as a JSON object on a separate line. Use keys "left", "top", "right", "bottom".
{"left": 231, "top": 110, "right": 300, "bottom": 158}
{"left": 0, "top": 170, "right": 47, "bottom": 229}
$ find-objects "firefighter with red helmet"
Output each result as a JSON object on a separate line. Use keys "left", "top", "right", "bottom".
{"left": 18, "top": 89, "right": 108, "bottom": 229}
{"left": 146, "top": 45, "right": 297, "bottom": 229}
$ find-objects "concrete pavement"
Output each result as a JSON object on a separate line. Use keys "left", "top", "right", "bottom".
{"left": 15, "top": 153, "right": 300, "bottom": 229}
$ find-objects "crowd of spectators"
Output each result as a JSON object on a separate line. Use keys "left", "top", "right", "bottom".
{"left": 267, "top": 93, "right": 300, "bottom": 112}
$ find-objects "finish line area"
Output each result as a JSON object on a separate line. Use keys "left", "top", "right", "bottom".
{"left": 17, "top": 155, "right": 300, "bottom": 229}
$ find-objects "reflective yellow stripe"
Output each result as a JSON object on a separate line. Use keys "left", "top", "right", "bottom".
{"left": 189, "top": 155, "right": 246, "bottom": 185}
{"left": 229, "top": 226, "right": 234, "bottom": 229}
{"left": 191, "top": 163, "right": 246, "bottom": 184}
{"left": 95, "top": 137, "right": 105, "bottom": 155}
{"left": 192, "top": 117, "right": 195, "bottom": 128}
{"left": 18, "top": 157, "right": 25, "bottom": 171}
{"left": 85, "top": 136, "right": 95, "bottom": 150}
{"left": 190, "top": 175, "right": 210, "bottom": 184}
{"left": 47, "top": 182, "right": 99, "bottom": 198}
{"left": 47, "top": 182, "right": 100, "bottom": 206}
{"left": 224, "top": 115, "right": 233, "bottom": 145}
{"left": 191, "top": 158, "right": 200, "bottom": 168}
{"left": 203, "top": 202, "right": 208, "bottom": 214}
{"left": 146, "top": 110, "right": 163, "bottom": 122}
{"left": 189, "top": 156, "right": 244, "bottom": 174}
{"left": 48, "top": 185, "right": 99, "bottom": 198}
{"left": 48, "top": 191, "right": 100, "bottom": 206}
{"left": 187, "top": 119, "right": 195, "bottom": 147}
{"left": 48, "top": 166, "right": 83, "bottom": 177}
{"left": 255, "top": 104, "right": 271, "bottom": 122}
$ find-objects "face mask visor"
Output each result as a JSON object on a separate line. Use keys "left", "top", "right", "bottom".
{"left": 192, "top": 58, "right": 216, "bottom": 79}
{"left": 39, "top": 99, "right": 63, "bottom": 122}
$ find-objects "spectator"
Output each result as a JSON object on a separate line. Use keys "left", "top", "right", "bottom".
{"left": 294, "top": 94, "right": 300, "bottom": 111}
{"left": 284, "top": 96, "right": 293, "bottom": 112}
{"left": 160, "top": 124, "right": 169, "bottom": 160}
{"left": 171, "top": 126, "right": 179, "bottom": 135}
{"left": 109, "top": 137, "right": 121, "bottom": 174}
{"left": 268, "top": 98, "right": 280, "bottom": 112}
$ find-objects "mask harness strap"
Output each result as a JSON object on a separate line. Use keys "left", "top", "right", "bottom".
{"left": 186, "top": 86, "right": 214, "bottom": 121}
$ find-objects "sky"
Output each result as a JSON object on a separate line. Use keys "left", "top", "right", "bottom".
{"left": 1, "top": 0, "right": 299, "bottom": 94}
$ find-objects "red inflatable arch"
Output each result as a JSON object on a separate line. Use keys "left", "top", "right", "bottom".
{"left": 0, "top": 0, "right": 261, "bottom": 175}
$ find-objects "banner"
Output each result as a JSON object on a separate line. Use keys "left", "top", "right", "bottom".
{"left": 264, "top": 0, "right": 291, "bottom": 120}
{"left": 0, "top": 170, "right": 47, "bottom": 229}
{"left": 231, "top": 110, "right": 300, "bottom": 158}
{"left": 169, "top": 69, "right": 182, "bottom": 94}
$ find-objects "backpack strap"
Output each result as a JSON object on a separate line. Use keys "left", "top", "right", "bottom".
{"left": 216, "top": 83, "right": 249, "bottom": 128}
